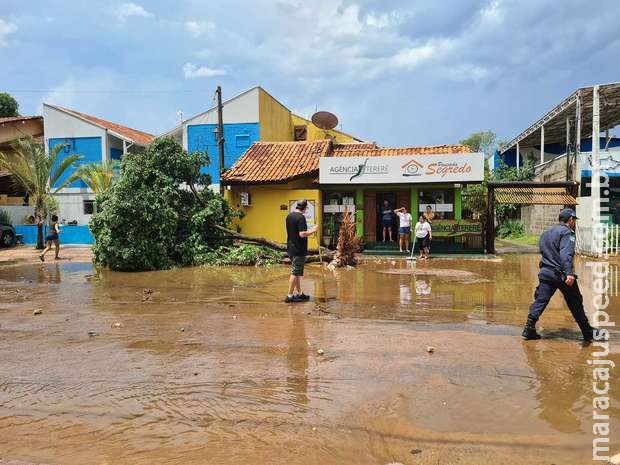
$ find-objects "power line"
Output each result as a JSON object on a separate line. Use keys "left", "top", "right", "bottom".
{"left": 3, "top": 89, "right": 212, "bottom": 94}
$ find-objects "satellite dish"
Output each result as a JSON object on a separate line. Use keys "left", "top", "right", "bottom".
{"left": 311, "top": 111, "right": 339, "bottom": 130}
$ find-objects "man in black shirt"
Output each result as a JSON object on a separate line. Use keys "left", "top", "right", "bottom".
{"left": 285, "top": 199, "right": 318, "bottom": 303}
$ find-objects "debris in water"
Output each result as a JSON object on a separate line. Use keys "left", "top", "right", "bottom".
{"left": 180, "top": 327, "right": 185, "bottom": 332}
{"left": 33, "top": 309, "right": 42, "bottom": 315}
{"left": 317, "top": 348, "right": 324, "bottom": 355}
{"left": 410, "top": 449, "right": 422, "bottom": 455}
{"left": 386, "top": 462, "right": 405, "bottom": 465}
{"left": 232, "top": 315, "right": 238, "bottom": 320}
{"left": 142, "top": 288, "right": 153, "bottom": 302}
{"left": 194, "top": 372, "right": 198, "bottom": 376}
{"left": 88, "top": 330, "right": 98, "bottom": 337}
{"left": 312, "top": 426, "right": 317, "bottom": 431}
{"left": 426, "top": 346, "right": 435, "bottom": 353}
{"left": 111, "top": 322, "right": 122, "bottom": 328}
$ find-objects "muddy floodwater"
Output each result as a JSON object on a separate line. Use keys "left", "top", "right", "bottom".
{"left": 1, "top": 254, "right": 619, "bottom": 465}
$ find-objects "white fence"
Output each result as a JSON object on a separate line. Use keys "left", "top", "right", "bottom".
{"left": 576, "top": 223, "right": 620, "bottom": 256}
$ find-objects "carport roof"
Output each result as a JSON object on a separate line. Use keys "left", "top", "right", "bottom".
{"left": 501, "top": 82, "right": 620, "bottom": 153}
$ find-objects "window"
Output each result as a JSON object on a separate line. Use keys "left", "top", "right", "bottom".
{"left": 419, "top": 189, "right": 455, "bottom": 220}
{"left": 294, "top": 125, "right": 307, "bottom": 141}
{"left": 236, "top": 134, "right": 250, "bottom": 148}
{"left": 83, "top": 200, "right": 95, "bottom": 215}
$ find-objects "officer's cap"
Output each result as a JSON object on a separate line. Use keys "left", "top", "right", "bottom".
{"left": 559, "top": 208, "right": 578, "bottom": 221}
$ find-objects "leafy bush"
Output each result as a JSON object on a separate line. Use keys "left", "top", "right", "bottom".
{"left": 496, "top": 219, "right": 524, "bottom": 238}
{"left": 0, "top": 209, "right": 12, "bottom": 224}
{"left": 90, "top": 138, "right": 235, "bottom": 271}
{"left": 200, "top": 243, "right": 283, "bottom": 266}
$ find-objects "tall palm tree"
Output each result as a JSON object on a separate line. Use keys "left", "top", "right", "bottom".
{"left": 62, "top": 161, "right": 117, "bottom": 196}
{"left": 0, "top": 137, "right": 81, "bottom": 249}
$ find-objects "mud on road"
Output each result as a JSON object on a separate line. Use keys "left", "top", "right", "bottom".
{"left": 0, "top": 254, "right": 618, "bottom": 465}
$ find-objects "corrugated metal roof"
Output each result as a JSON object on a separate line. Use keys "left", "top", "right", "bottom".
{"left": 495, "top": 187, "right": 577, "bottom": 205}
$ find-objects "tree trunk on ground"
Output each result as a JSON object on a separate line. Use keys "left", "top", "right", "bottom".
{"left": 214, "top": 225, "right": 328, "bottom": 255}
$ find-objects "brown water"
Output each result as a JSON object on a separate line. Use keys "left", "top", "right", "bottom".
{"left": 0, "top": 255, "right": 619, "bottom": 465}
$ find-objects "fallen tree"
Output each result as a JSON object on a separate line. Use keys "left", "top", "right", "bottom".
{"left": 213, "top": 224, "right": 332, "bottom": 259}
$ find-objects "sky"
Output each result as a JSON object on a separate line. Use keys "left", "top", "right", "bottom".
{"left": 1, "top": 0, "right": 619, "bottom": 146}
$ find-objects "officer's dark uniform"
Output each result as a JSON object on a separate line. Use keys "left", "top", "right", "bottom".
{"left": 523, "top": 209, "right": 595, "bottom": 340}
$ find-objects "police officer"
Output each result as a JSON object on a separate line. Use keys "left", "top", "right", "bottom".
{"left": 522, "top": 208, "right": 596, "bottom": 341}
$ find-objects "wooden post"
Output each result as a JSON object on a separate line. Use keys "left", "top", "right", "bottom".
{"left": 516, "top": 142, "right": 520, "bottom": 171}
{"left": 486, "top": 184, "right": 495, "bottom": 254}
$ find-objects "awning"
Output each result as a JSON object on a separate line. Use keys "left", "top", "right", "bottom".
{"left": 494, "top": 187, "right": 577, "bottom": 205}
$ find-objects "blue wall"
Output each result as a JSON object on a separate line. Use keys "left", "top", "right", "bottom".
{"left": 49, "top": 137, "right": 102, "bottom": 188}
{"left": 16, "top": 225, "right": 94, "bottom": 245}
{"left": 187, "top": 123, "right": 259, "bottom": 183}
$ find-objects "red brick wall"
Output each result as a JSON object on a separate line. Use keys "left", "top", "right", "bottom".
{"left": 396, "top": 189, "right": 410, "bottom": 213}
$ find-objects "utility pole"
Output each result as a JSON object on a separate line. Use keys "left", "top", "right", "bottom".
{"left": 216, "top": 86, "right": 225, "bottom": 194}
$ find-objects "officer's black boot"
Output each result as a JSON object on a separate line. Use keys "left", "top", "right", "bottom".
{"left": 578, "top": 320, "right": 597, "bottom": 342}
{"left": 522, "top": 317, "right": 541, "bottom": 340}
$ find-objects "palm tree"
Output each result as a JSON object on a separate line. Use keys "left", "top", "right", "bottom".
{"left": 62, "top": 161, "right": 117, "bottom": 195}
{"left": 0, "top": 137, "right": 81, "bottom": 249}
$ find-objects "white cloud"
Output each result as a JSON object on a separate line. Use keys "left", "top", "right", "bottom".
{"left": 113, "top": 3, "right": 153, "bottom": 22}
{"left": 185, "top": 21, "right": 216, "bottom": 39}
{"left": 182, "top": 63, "right": 226, "bottom": 80}
{"left": 0, "top": 18, "right": 17, "bottom": 47}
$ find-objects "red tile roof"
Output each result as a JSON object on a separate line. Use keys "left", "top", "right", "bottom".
{"left": 0, "top": 116, "right": 43, "bottom": 124}
{"left": 49, "top": 105, "right": 155, "bottom": 146}
{"left": 333, "top": 144, "right": 471, "bottom": 157}
{"left": 222, "top": 140, "right": 330, "bottom": 184}
{"left": 222, "top": 141, "right": 474, "bottom": 185}
{"left": 333, "top": 142, "right": 378, "bottom": 152}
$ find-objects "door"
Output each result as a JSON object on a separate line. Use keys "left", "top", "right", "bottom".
{"left": 376, "top": 192, "right": 397, "bottom": 241}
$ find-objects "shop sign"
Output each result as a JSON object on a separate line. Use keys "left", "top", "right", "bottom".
{"left": 319, "top": 153, "right": 484, "bottom": 184}
{"left": 431, "top": 219, "right": 482, "bottom": 236}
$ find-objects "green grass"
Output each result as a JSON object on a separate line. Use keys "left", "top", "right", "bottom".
{"left": 502, "top": 234, "right": 539, "bottom": 246}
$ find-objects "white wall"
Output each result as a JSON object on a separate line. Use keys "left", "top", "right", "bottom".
{"left": 1, "top": 205, "right": 34, "bottom": 224}
{"left": 185, "top": 87, "right": 259, "bottom": 125}
{"left": 55, "top": 192, "right": 96, "bottom": 226}
{"left": 42, "top": 104, "right": 107, "bottom": 161}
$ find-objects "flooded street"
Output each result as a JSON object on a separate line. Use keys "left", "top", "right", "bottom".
{"left": 1, "top": 254, "right": 619, "bottom": 465}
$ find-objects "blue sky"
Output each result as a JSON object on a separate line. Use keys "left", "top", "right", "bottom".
{"left": 1, "top": 0, "right": 619, "bottom": 146}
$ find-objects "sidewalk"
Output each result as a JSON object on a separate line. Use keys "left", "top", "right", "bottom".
{"left": 0, "top": 245, "right": 93, "bottom": 265}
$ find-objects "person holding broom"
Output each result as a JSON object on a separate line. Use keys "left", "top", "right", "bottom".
{"left": 284, "top": 199, "right": 318, "bottom": 303}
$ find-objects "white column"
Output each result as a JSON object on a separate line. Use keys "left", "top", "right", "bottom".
{"left": 591, "top": 85, "right": 601, "bottom": 255}
{"left": 540, "top": 125, "right": 545, "bottom": 164}
{"left": 516, "top": 142, "right": 520, "bottom": 170}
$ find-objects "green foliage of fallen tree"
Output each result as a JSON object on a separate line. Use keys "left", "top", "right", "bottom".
{"left": 200, "top": 244, "right": 284, "bottom": 266}
{"left": 90, "top": 138, "right": 234, "bottom": 271}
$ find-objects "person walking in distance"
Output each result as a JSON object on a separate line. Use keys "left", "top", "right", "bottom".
{"left": 285, "top": 199, "right": 318, "bottom": 303}
{"left": 522, "top": 208, "right": 597, "bottom": 341}
{"left": 394, "top": 206, "right": 412, "bottom": 253}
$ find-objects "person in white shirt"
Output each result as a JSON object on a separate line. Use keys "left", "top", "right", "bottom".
{"left": 414, "top": 214, "right": 432, "bottom": 260}
{"left": 393, "top": 206, "right": 413, "bottom": 252}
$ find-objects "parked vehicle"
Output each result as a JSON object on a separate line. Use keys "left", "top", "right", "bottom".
{"left": 0, "top": 222, "right": 17, "bottom": 247}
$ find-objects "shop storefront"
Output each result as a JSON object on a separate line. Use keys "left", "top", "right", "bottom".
{"left": 318, "top": 153, "right": 485, "bottom": 252}
{"left": 222, "top": 140, "right": 485, "bottom": 253}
